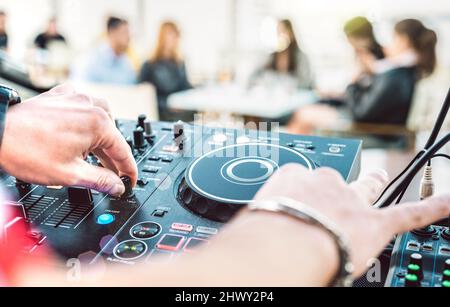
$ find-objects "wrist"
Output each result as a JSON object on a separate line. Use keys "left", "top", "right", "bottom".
{"left": 235, "top": 208, "right": 340, "bottom": 286}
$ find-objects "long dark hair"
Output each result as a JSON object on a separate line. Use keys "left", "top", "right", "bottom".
{"left": 267, "top": 19, "right": 300, "bottom": 74}
{"left": 395, "top": 19, "right": 437, "bottom": 78}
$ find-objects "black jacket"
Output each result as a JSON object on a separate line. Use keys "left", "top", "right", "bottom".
{"left": 139, "top": 60, "right": 191, "bottom": 107}
{"left": 346, "top": 67, "right": 417, "bottom": 125}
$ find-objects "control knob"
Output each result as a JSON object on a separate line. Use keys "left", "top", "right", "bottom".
{"left": 137, "top": 114, "right": 146, "bottom": 129}
{"left": 120, "top": 176, "right": 134, "bottom": 199}
{"left": 133, "top": 127, "right": 145, "bottom": 149}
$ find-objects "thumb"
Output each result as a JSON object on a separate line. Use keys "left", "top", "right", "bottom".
{"left": 73, "top": 161, "right": 125, "bottom": 197}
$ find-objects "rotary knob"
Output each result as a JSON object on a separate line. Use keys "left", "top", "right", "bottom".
{"left": 177, "top": 177, "right": 241, "bottom": 223}
{"left": 120, "top": 176, "right": 134, "bottom": 199}
{"left": 133, "top": 127, "right": 145, "bottom": 149}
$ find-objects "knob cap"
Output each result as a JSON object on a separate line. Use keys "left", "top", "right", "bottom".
{"left": 133, "top": 127, "right": 145, "bottom": 149}
{"left": 174, "top": 121, "right": 184, "bottom": 139}
{"left": 68, "top": 187, "right": 93, "bottom": 205}
{"left": 138, "top": 114, "right": 147, "bottom": 129}
{"left": 445, "top": 259, "right": 450, "bottom": 270}
{"left": 120, "top": 176, "right": 134, "bottom": 198}
{"left": 409, "top": 253, "right": 423, "bottom": 266}
{"left": 405, "top": 273, "right": 421, "bottom": 287}
{"left": 144, "top": 120, "right": 153, "bottom": 137}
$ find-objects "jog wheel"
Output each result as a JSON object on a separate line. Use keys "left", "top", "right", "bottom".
{"left": 178, "top": 143, "right": 316, "bottom": 222}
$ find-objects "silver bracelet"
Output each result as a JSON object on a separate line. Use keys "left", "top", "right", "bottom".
{"left": 248, "top": 197, "right": 354, "bottom": 287}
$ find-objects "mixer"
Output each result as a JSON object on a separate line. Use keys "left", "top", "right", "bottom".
{"left": 1, "top": 116, "right": 362, "bottom": 265}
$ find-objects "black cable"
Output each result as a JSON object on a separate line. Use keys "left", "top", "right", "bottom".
{"left": 424, "top": 88, "right": 450, "bottom": 150}
{"left": 371, "top": 150, "right": 424, "bottom": 205}
{"left": 373, "top": 87, "right": 450, "bottom": 208}
{"left": 376, "top": 132, "right": 450, "bottom": 208}
{"left": 431, "top": 153, "right": 450, "bottom": 161}
{"left": 392, "top": 153, "right": 450, "bottom": 205}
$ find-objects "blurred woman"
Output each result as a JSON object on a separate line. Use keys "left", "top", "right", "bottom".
{"left": 139, "top": 21, "right": 192, "bottom": 122}
{"left": 320, "top": 17, "right": 385, "bottom": 106}
{"left": 289, "top": 19, "right": 437, "bottom": 134}
{"left": 252, "top": 19, "right": 314, "bottom": 89}
{"left": 344, "top": 16, "right": 385, "bottom": 62}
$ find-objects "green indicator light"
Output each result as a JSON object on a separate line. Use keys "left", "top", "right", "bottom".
{"left": 443, "top": 280, "right": 450, "bottom": 288}
{"left": 408, "top": 264, "right": 421, "bottom": 271}
{"left": 444, "top": 270, "right": 450, "bottom": 277}
{"left": 405, "top": 274, "right": 418, "bottom": 282}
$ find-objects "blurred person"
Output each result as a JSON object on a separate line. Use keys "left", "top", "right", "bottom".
{"left": 0, "top": 11, "right": 8, "bottom": 50}
{"left": 321, "top": 17, "right": 385, "bottom": 105}
{"left": 251, "top": 19, "right": 314, "bottom": 90}
{"left": 139, "top": 21, "right": 192, "bottom": 122}
{"left": 289, "top": 19, "right": 437, "bottom": 135}
{"left": 34, "top": 17, "right": 66, "bottom": 50}
{"left": 80, "top": 16, "right": 136, "bottom": 85}
{"left": 344, "top": 16, "right": 385, "bottom": 62}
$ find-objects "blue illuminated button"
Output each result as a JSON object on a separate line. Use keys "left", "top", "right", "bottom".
{"left": 97, "top": 213, "right": 115, "bottom": 225}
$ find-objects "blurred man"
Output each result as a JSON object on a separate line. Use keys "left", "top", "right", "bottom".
{"left": 34, "top": 17, "right": 66, "bottom": 50}
{"left": 0, "top": 11, "right": 8, "bottom": 50}
{"left": 80, "top": 16, "right": 136, "bottom": 85}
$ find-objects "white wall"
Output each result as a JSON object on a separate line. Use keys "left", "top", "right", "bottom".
{"left": 1, "top": 0, "right": 449, "bottom": 86}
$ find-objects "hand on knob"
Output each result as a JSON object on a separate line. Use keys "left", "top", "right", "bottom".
{"left": 0, "top": 84, "right": 138, "bottom": 197}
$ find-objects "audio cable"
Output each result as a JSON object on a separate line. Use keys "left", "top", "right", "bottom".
{"left": 374, "top": 87, "right": 450, "bottom": 209}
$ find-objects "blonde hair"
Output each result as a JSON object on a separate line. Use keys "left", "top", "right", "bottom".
{"left": 151, "top": 21, "right": 182, "bottom": 63}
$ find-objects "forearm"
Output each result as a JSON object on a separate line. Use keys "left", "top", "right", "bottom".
{"left": 17, "top": 210, "right": 339, "bottom": 287}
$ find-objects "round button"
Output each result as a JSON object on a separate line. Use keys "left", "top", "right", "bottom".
{"left": 97, "top": 213, "right": 115, "bottom": 225}
{"left": 113, "top": 240, "right": 147, "bottom": 260}
{"left": 329, "top": 146, "right": 341, "bottom": 154}
{"left": 222, "top": 157, "right": 277, "bottom": 185}
{"left": 130, "top": 222, "right": 161, "bottom": 240}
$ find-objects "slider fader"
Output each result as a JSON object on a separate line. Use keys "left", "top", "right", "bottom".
{"left": 0, "top": 116, "right": 362, "bottom": 270}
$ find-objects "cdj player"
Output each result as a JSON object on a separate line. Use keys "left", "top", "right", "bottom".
{"left": 1, "top": 116, "right": 362, "bottom": 266}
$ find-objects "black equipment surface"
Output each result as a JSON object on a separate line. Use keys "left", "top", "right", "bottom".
{"left": 0, "top": 118, "right": 362, "bottom": 266}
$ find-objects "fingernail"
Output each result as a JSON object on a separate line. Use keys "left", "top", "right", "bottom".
{"left": 110, "top": 183, "right": 125, "bottom": 197}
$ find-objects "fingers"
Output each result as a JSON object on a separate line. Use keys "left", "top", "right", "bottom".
{"left": 72, "top": 160, "right": 125, "bottom": 197}
{"left": 91, "top": 97, "right": 113, "bottom": 120}
{"left": 38, "top": 84, "right": 77, "bottom": 98}
{"left": 349, "top": 169, "right": 389, "bottom": 204}
{"left": 38, "top": 84, "right": 113, "bottom": 119}
{"left": 383, "top": 195, "right": 450, "bottom": 234}
{"left": 94, "top": 119, "right": 138, "bottom": 186}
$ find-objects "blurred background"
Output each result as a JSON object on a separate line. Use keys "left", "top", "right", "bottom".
{"left": 2, "top": 0, "right": 449, "bottom": 85}
{"left": 0, "top": 0, "right": 449, "bottom": 146}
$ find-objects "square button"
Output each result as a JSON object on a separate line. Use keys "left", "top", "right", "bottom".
{"left": 142, "top": 167, "right": 159, "bottom": 174}
{"left": 184, "top": 238, "right": 208, "bottom": 252}
{"left": 160, "top": 156, "right": 174, "bottom": 163}
{"left": 148, "top": 156, "right": 160, "bottom": 161}
{"left": 156, "top": 234, "right": 185, "bottom": 251}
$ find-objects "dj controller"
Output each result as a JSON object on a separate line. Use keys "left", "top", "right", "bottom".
{"left": 2, "top": 115, "right": 449, "bottom": 287}
{"left": 1, "top": 116, "right": 362, "bottom": 267}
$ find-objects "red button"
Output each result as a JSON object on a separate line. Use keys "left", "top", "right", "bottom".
{"left": 171, "top": 223, "right": 193, "bottom": 232}
{"left": 156, "top": 234, "right": 185, "bottom": 251}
